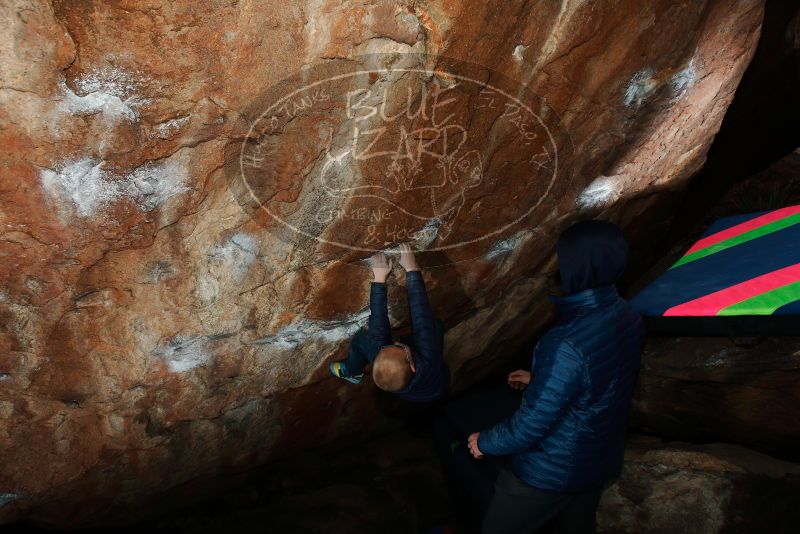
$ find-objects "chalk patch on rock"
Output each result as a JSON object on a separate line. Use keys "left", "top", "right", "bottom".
{"left": 512, "top": 44, "right": 527, "bottom": 62}
{"left": 486, "top": 230, "right": 530, "bottom": 260}
{"left": 702, "top": 349, "right": 734, "bottom": 368}
{"left": 624, "top": 61, "right": 696, "bottom": 110}
{"left": 211, "top": 233, "right": 259, "bottom": 281}
{"left": 195, "top": 233, "right": 259, "bottom": 306}
{"left": 153, "top": 116, "right": 190, "bottom": 139}
{"left": 40, "top": 159, "right": 119, "bottom": 218}
{"left": 194, "top": 275, "right": 221, "bottom": 308}
{"left": 576, "top": 175, "right": 623, "bottom": 210}
{"left": 303, "top": 0, "right": 332, "bottom": 61}
{"left": 0, "top": 493, "right": 20, "bottom": 507}
{"left": 623, "top": 68, "right": 657, "bottom": 109}
{"left": 40, "top": 157, "right": 189, "bottom": 219}
{"left": 253, "top": 309, "right": 370, "bottom": 349}
{"left": 152, "top": 336, "right": 211, "bottom": 373}
{"left": 59, "top": 67, "right": 148, "bottom": 122}
{"left": 123, "top": 159, "right": 189, "bottom": 211}
{"left": 60, "top": 80, "right": 138, "bottom": 121}
{"left": 147, "top": 261, "right": 178, "bottom": 283}
{"left": 358, "top": 36, "right": 417, "bottom": 58}
{"left": 412, "top": 218, "right": 441, "bottom": 250}
{"left": 376, "top": 218, "right": 441, "bottom": 258}
{"left": 670, "top": 59, "right": 696, "bottom": 97}
{"left": 25, "top": 277, "right": 43, "bottom": 294}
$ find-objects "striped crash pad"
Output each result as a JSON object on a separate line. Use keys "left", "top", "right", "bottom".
{"left": 630, "top": 205, "right": 800, "bottom": 336}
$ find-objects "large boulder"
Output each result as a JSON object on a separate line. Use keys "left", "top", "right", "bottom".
{"left": 0, "top": 0, "right": 764, "bottom": 525}
{"left": 632, "top": 336, "right": 800, "bottom": 460}
{"left": 599, "top": 436, "right": 800, "bottom": 533}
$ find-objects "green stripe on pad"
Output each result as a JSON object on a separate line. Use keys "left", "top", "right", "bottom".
{"left": 672, "top": 212, "right": 800, "bottom": 269}
{"left": 717, "top": 281, "right": 800, "bottom": 316}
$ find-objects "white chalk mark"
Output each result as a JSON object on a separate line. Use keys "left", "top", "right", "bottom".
{"left": 303, "top": 0, "right": 332, "bottom": 61}
{"left": 59, "top": 67, "right": 149, "bottom": 122}
{"left": 412, "top": 218, "right": 441, "bottom": 250}
{"left": 152, "top": 336, "right": 211, "bottom": 373}
{"left": 40, "top": 159, "right": 117, "bottom": 218}
{"left": 576, "top": 175, "right": 622, "bottom": 209}
{"left": 512, "top": 44, "right": 527, "bottom": 62}
{"left": 0, "top": 493, "right": 20, "bottom": 507}
{"left": 40, "top": 157, "right": 189, "bottom": 219}
{"left": 253, "top": 309, "right": 370, "bottom": 349}
{"left": 211, "top": 233, "right": 259, "bottom": 281}
{"left": 486, "top": 231, "right": 529, "bottom": 260}
{"left": 153, "top": 116, "right": 190, "bottom": 139}
{"left": 670, "top": 59, "right": 696, "bottom": 98}
{"left": 124, "top": 159, "right": 190, "bottom": 211}
{"left": 623, "top": 68, "right": 658, "bottom": 109}
{"left": 624, "top": 60, "right": 697, "bottom": 110}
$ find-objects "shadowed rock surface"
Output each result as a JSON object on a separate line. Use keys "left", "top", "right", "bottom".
{"left": 0, "top": 0, "right": 772, "bottom": 527}
{"left": 9, "top": 431, "right": 798, "bottom": 534}
{"left": 598, "top": 436, "right": 800, "bottom": 534}
{"left": 632, "top": 336, "right": 800, "bottom": 460}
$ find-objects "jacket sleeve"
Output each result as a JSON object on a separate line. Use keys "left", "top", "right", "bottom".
{"left": 367, "top": 282, "right": 393, "bottom": 359}
{"left": 406, "top": 271, "right": 442, "bottom": 364}
{"left": 478, "top": 336, "right": 584, "bottom": 456}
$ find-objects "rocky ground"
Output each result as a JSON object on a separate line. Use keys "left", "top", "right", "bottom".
{"left": 9, "top": 416, "right": 800, "bottom": 534}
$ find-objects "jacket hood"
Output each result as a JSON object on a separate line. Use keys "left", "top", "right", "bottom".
{"left": 557, "top": 220, "right": 628, "bottom": 295}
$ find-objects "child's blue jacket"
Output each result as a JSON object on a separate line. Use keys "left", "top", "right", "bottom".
{"left": 367, "top": 271, "right": 450, "bottom": 402}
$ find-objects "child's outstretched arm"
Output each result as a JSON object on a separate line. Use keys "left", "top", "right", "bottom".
{"left": 367, "top": 252, "right": 393, "bottom": 358}
{"left": 399, "top": 244, "right": 443, "bottom": 365}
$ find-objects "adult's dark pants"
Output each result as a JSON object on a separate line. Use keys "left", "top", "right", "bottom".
{"left": 482, "top": 468, "right": 603, "bottom": 534}
{"left": 434, "top": 386, "right": 603, "bottom": 534}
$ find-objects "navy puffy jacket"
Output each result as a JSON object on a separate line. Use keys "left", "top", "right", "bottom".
{"left": 478, "top": 285, "right": 644, "bottom": 491}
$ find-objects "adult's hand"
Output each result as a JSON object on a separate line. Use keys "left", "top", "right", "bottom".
{"left": 371, "top": 253, "right": 392, "bottom": 283}
{"left": 508, "top": 369, "right": 531, "bottom": 390}
{"left": 468, "top": 432, "right": 484, "bottom": 459}
{"left": 398, "top": 243, "right": 420, "bottom": 272}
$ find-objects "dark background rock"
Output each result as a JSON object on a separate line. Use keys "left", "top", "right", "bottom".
{"left": 9, "top": 430, "right": 799, "bottom": 534}
{"left": 598, "top": 436, "right": 800, "bottom": 534}
{"left": 631, "top": 336, "right": 800, "bottom": 461}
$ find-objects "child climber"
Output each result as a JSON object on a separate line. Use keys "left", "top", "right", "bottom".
{"left": 330, "top": 243, "right": 450, "bottom": 402}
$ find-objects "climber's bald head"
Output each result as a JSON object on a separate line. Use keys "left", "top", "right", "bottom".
{"left": 372, "top": 344, "right": 413, "bottom": 392}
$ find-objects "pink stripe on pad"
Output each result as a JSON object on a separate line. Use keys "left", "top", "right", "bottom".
{"left": 664, "top": 263, "right": 800, "bottom": 316}
{"left": 685, "top": 205, "right": 800, "bottom": 255}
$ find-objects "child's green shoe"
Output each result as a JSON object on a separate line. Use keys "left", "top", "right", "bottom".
{"left": 329, "top": 361, "right": 363, "bottom": 385}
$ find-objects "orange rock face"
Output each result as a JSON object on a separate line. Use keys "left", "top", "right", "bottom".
{"left": 0, "top": 0, "right": 763, "bottom": 526}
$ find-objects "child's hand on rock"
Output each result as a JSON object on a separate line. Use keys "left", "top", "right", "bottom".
{"left": 399, "top": 243, "right": 419, "bottom": 272}
{"left": 371, "top": 253, "right": 392, "bottom": 283}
